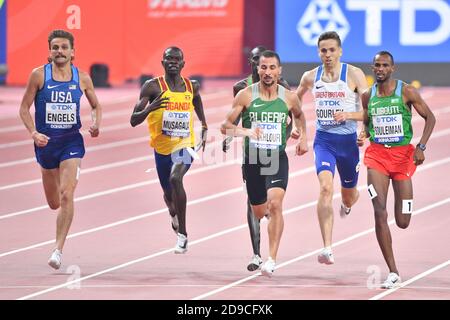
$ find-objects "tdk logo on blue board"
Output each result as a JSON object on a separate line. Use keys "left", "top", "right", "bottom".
{"left": 297, "top": 0, "right": 350, "bottom": 45}
{"left": 346, "top": 0, "right": 450, "bottom": 46}
{"left": 276, "top": 0, "right": 450, "bottom": 62}
{"left": 297, "top": 0, "right": 450, "bottom": 46}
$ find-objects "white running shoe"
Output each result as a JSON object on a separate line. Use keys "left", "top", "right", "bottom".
{"left": 339, "top": 204, "right": 351, "bottom": 218}
{"left": 261, "top": 257, "right": 276, "bottom": 278}
{"left": 247, "top": 254, "right": 263, "bottom": 272}
{"left": 170, "top": 214, "right": 179, "bottom": 235}
{"left": 318, "top": 248, "right": 335, "bottom": 265}
{"left": 174, "top": 233, "right": 188, "bottom": 254}
{"left": 381, "top": 272, "right": 401, "bottom": 289}
{"left": 48, "top": 249, "right": 62, "bottom": 270}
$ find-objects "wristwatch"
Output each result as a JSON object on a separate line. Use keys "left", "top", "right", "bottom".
{"left": 417, "top": 143, "right": 426, "bottom": 151}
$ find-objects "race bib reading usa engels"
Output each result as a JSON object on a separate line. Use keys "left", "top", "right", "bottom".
{"left": 250, "top": 122, "right": 282, "bottom": 149}
{"left": 372, "top": 114, "right": 404, "bottom": 143}
{"left": 162, "top": 110, "right": 191, "bottom": 138}
{"left": 45, "top": 103, "right": 77, "bottom": 129}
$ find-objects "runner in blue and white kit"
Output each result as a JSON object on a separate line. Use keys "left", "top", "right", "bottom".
{"left": 295, "top": 31, "right": 368, "bottom": 265}
{"left": 19, "top": 29, "right": 102, "bottom": 270}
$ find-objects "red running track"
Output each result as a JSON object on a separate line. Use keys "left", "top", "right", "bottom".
{"left": 0, "top": 82, "right": 449, "bottom": 300}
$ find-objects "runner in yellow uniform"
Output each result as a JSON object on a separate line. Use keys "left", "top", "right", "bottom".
{"left": 130, "top": 47, "right": 207, "bottom": 254}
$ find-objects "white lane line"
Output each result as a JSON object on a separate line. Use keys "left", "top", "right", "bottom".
{"left": 2, "top": 125, "right": 450, "bottom": 218}
{"left": 0, "top": 186, "right": 242, "bottom": 258}
{"left": 0, "top": 131, "right": 314, "bottom": 218}
{"left": 0, "top": 155, "right": 151, "bottom": 191}
{"left": 369, "top": 260, "right": 450, "bottom": 300}
{"left": 0, "top": 89, "right": 230, "bottom": 128}
{"left": 17, "top": 196, "right": 450, "bottom": 300}
{"left": 2, "top": 108, "right": 450, "bottom": 190}
{"left": 3, "top": 144, "right": 447, "bottom": 257}
{"left": 2, "top": 103, "right": 449, "bottom": 167}
{"left": 0, "top": 102, "right": 233, "bottom": 149}
{"left": 0, "top": 165, "right": 317, "bottom": 257}
{"left": 192, "top": 197, "right": 450, "bottom": 300}
{"left": 0, "top": 157, "right": 239, "bottom": 220}
{"left": 4, "top": 284, "right": 450, "bottom": 290}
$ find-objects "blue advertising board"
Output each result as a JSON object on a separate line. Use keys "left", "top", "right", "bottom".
{"left": 275, "top": 0, "right": 450, "bottom": 63}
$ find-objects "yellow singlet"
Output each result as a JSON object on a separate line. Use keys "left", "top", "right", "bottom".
{"left": 147, "top": 76, "right": 195, "bottom": 155}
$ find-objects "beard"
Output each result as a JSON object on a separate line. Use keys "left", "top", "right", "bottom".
{"left": 261, "top": 78, "right": 275, "bottom": 87}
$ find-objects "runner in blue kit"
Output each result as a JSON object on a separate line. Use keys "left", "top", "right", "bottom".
{"left": 296, "top": 31, "right": 367, "bottom": 265}
{"left": 19, "top": 29, "right": 102, "bottom": 270}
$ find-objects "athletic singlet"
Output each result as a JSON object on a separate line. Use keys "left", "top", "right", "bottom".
{"left": 312, "top": 63, "right": 359, "bottom": 134}
{"left": 147, "top": 76, "right": 195, "bottom": 155}
{"left": 368, "top": 80, "right": 412, "bottom": 146}
{"left": 242, "top": 84, "right": 289, "bottom": 155}
{"left": 34, "top": 63, "right": 83, "bottom": 137}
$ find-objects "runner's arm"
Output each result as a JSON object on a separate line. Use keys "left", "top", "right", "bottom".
{"left": 192, "top": 80, "right": 208, "bottom": 151}
{"left": 19, "top": 68, "right": 49, "bottom": 147}
{"left": 288, "top": 92, "right": 308, "bottom": 155}
{"left": 80, "top": 71, "right": 102, "bottom": 137}
{"left": 130, "top": 80, "right": 167, "bottom": 127}
{"left": 221, "top": 88, "right": 260, "bottom": 139}
{"left": 404, "top": 84, "right": 436, "bottom": 165}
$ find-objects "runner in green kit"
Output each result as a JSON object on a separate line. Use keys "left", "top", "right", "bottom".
{"left": 361, "top": 51, "right": 435, "bottom": 288}
{"left": 221, "top": 50, "right": 308, "bottom": 277}
{"left": 222, "top": 46, "right": 293, "bottom": 272}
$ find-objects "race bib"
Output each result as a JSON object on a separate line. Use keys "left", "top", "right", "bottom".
{"left": 372, "top": 114, "right": 404, "bottom": 143}
{"left": 45, "top": 103, "right": 77, "bottom": 129}
{"left": 316, "top": 102, "right": 343, "bottom": 126}
{"left": 250, "top": 122, "right": 282, "bottom": 150}
{"left": 162, "top": 110, "right": 191, "bottom": 138}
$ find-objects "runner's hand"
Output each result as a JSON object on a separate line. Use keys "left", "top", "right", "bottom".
{"left": 222, "top": 136, "right": 233, "bottom": 153}
{"left": 247, "top": 127, "right": 263, "bottom": 140}
{"left": 290, "top": 127, "right": 301, "bottom": 140}
{"left": 147, "top": 91, "right": 169, "bottom": 112}
{"left": 357, "top": 130, "right": 366, "bottom": 147}
{"left": 414, "top": 148, "right": 425, "bottom": 166}
{"left": 334, "top": 111, "right": 347, "bottom": 123}
{"left": 89, "top": 124, "right": 100, "bottom": 137}
{"left": 200, "top": 127, "right": 208, "bottom": 151}
{"left": 31, "top": 131, "right": 50, "bottom": 147}
{"left": 295, "top": 136, "right": 308, "bottom": 156}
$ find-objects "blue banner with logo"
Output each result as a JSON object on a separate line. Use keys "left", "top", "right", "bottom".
{"left": 275, "top": 0, "right": 450, "bottom": 63}
{"left": 0, "top": 0, "right": 6, "bottom": 83}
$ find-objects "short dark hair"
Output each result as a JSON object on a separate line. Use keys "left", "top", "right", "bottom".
{"left": 48, "top": 29, "right": 74, "bottom": 49}
{"left": 249, "top": 45, "right": 267, "bottom": 58}
{"left": 163, "top": 46, "right": 184, "bottom": 59}
{"left": 374, "top": 51, "right": 395, "bottom": 65}
{"left": 317, "top": 31, "right": 342, "bottom": 47}
{"left": 259, "top": 50, "right": 281, "bottom": 65}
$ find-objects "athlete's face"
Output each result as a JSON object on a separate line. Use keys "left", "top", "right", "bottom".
{"left": 249, "top": 48, "right": 265, "bottom": 74}
{"left": 162, "top": 49, "right": 185, "bottom": 76}
{"left": 257, "top": 56, "right": 281, "bottom": 88}
{"left": 318, "top": 39, "right": 342, "bottom": 68}
{"left": 49, "top": 38, "right": 74, "bottom": 65}
{"left": 372, "top": 54, "right": 395, "bottom": 83}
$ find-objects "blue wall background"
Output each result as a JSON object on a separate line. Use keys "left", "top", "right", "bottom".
{"left": 275, "top": 0, "right": 450, "bottom": 63}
